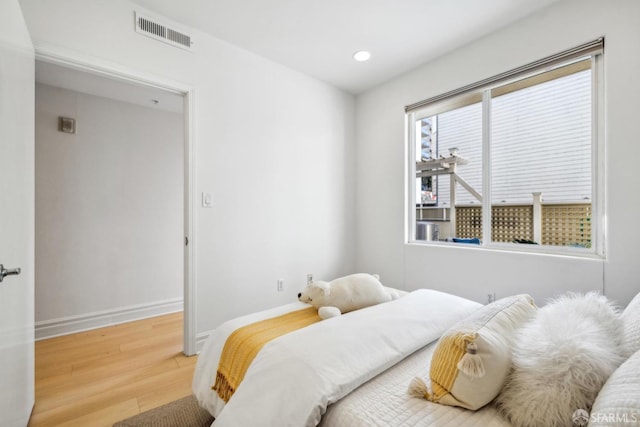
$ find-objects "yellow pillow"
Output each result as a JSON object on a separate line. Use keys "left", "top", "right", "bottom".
{"left": 409, "top": 294, "right": 536, "bottom": 410}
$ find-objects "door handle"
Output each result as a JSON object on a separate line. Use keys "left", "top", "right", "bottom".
{"left": 0, "top": 264, "right": 21, "bottom": 282}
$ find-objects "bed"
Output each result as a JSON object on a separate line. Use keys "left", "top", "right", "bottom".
{"left": 193, "top": 289, "right": 640, "bottom": 427}
{"left": 193, "top": 289, "right": 512, "bottom": 426}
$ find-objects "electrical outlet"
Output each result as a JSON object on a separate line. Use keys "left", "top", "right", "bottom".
{"left": 307, "top": 274, "right": 313, "bottom": 284}
{"left": 487, "top": 293, "right": 497, "bottom": 304}
{"left": 277, "top": 279, "right": 284, "bottom": 292}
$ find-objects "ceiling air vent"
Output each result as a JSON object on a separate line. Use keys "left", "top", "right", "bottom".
{"left": 134, "top": 12, "right": 194, "bottom": 52}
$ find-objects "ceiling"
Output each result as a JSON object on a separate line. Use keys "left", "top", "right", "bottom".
{"left": 132, "top": 0, "right": 563, "bottom": 94}
{"left": 34, "top": 1, "right": 562, "bottom": 107}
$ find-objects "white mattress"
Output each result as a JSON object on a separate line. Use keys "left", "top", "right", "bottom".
{"left": 321, "top": 342, "right": 512, "bottom": 427}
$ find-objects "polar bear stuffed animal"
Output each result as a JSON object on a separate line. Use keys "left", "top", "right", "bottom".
{"left": 297, "top": 273, "right": 393, "bottom": 320}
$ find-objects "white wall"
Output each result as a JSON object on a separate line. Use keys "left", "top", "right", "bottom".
{"left": 35, "top": 83, "right": 183, "bottom": 329}
{"left": 355, "top": 0, "right": 640, "bottom": 307}
{"left": 20, "top": 0, "right": 356, "bottom": 334}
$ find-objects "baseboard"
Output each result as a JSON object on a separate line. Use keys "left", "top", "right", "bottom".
{"left": 35, "top": 298, "right": 184, "bottom": 341}
{"left": 196, "top": 331, "right": 210, "bottom": 354}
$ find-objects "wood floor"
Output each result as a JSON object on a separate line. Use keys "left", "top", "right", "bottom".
{"left": 29, "top": 312, "right": 198, "bottom": 427}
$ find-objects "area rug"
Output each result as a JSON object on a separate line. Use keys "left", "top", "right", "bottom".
{"left": 113, "top": 395, "right": 214, "bottom": 427}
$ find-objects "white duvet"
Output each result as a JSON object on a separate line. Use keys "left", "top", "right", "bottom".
{"left": 193, "top": 289, "right": 482, "bottom": 427}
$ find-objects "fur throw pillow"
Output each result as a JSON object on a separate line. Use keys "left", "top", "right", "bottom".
{"left": 496, "top": 292, "right": 625, "bottom": 427}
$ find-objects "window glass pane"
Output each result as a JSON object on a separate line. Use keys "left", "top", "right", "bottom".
{"left": 491, "top": 70, "right": 591, "bottom": 203}
{"left": 491, "top": 69, "right": 592, "bottom": 246}
{"left": 438, "top": 103, "right": 483, "bottom": 207}
{"left": 414, "top": 102, "right": 482, "bottom": 242}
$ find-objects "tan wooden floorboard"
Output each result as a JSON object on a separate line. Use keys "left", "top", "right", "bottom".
{"left": 29, "top": 312, "right": 198, "bottom": 427}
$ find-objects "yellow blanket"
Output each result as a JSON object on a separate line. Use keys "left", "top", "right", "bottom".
{"left": 213, "top": 306, "right": 321, "bottom": 402}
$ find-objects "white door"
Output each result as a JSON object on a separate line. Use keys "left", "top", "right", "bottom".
{"left": 0, "top": 1, "right": 35, "bottom": 426}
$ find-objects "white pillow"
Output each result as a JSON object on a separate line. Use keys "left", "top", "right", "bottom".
{"left": 497, "top": 292, "right": 625, "bottom": 427}
{"left": 621, "top": 291, "right": 640, "bottom": 358}
{"left": 588, "top": 349, "right": 640, "bottom": 426}
{"left": 409, "top": 294, "right": 536, "bottom": 410}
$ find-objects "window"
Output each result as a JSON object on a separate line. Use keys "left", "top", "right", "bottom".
{"left": 407, "top": 40, "right": 603, "bottom": 254}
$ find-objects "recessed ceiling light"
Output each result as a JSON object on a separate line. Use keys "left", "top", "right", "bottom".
{"left": 353, "top": 51, "right": 371, "bottom": 62}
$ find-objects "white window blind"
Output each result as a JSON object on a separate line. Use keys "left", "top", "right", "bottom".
{"left": 406, "top": 38, "right": 602, "bottom": 113}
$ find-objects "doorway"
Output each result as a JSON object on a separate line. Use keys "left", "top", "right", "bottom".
{"left": 33, "top": 52, "right": 196, "bottom": 355}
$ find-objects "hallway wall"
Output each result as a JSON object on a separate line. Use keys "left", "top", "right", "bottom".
{"left": 35, "top": 82, "right": 184, "bottom": 338}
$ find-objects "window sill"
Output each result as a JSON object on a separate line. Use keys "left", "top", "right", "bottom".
{"left": 405, "top": 239, "right": 605, "bottom": 261}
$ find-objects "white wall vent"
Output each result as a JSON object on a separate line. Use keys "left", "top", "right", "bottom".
{"left": 134, "top": 12, "right": 194, "bottom": 52}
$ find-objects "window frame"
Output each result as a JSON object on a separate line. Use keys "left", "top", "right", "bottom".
{"left": 406, "top": 44, "right": 605, "bottom": 258}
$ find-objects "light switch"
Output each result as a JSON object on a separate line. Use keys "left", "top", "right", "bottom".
{"left": 202, "top": 192, "right": 213, "bottom": 208}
